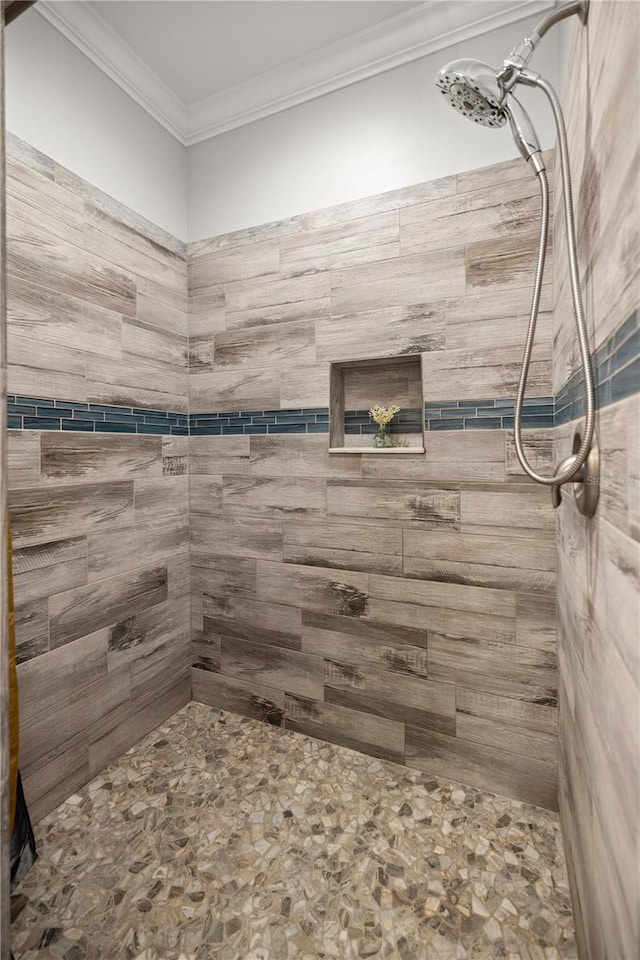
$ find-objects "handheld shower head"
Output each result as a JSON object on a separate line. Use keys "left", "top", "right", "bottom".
{"left": 435, "top": 59, "right": 507, "bottom": 128}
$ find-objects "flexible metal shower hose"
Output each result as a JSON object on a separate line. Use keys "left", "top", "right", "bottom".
{"left": 513, "top": 76, "right": 596, "bottom": 486}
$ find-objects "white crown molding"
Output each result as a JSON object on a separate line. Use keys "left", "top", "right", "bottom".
{"left": 36, "top": 0, "right": 187, "bottom": 142}
{"left": 36, "top": 0, "right": 555, "bottom": 148}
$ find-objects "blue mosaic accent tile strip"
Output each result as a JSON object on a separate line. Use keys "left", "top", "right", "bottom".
{"left": 6, "top": 397, "right": 189, "bottom": 436}
{"left": 344, "top": 408, "right": 424, "bottom": 436}
{"left": 189, "top": 408, "right": 329, "bottom": 436}
{"left": 556, "top": 308, "right": 639, "bottom": 425}
{"left": 425, "top": 397, "right": 555, "bottom": 431}
{"left": 5, "top": 313, "right": 637, "bottom": 436}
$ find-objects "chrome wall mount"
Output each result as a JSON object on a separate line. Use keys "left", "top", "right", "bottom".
{"left": 435, "top": 1, "right": 598, "bottom": 515}
{"left": 551, "top": 428, "right": 600, "bottom": 517}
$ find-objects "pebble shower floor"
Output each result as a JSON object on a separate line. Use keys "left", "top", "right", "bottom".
{"left": 11, "top": 702, "right": 576, "bottom": 960}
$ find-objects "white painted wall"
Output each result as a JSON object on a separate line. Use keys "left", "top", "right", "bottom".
{"left": 188, "top": 13, "right": 565, "bottom": 241}
{"left": 4, "top": 10, "right": 187, "bottom": 240}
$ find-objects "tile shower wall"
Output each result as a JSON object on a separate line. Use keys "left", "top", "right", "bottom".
{"left": 5, "top": 135, "right": 191, "bottom": 822}
{"left": 188, "top": 153, "right": 560, "bottom": 809}
{"left": 553, "top": 3, "right": 640, "bottom": 957}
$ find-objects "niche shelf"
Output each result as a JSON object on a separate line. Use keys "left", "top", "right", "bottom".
{"left": 329, "top": 355, "right": 425, "bottom": 455}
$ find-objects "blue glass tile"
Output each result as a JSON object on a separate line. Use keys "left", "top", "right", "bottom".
{"left": 243, "top": 424, "right": 268, "bottom": 435}
{"left": 430, "top": 418, "right": 464, "bottom": 430}
{"left": 300, "top": 407, "right": 329, "bottom": 415}
{"left": 611, "top": 357, "right": 640, "bottom": 404}
{"left": 523, "top": 396, "right": 554, "bottom": 407}
{"left": 494, "top": 398, "right": 516, "bottom": 407}
{"left": 9, "top": 404, "right": 36, "bottom": 415}
{"left": 596, "top": 379, "right": 612, "bottom": 408}
{"left": 191, "top": 426, "right": 221, "bottom": 436}
{"left": 194, "top": 417, "right": 226, "bottom": 427}
{"left": 307, "top": 422, "right": 329, "bottom": 433}
{"left": 61, "top": 419, "right": 94, "bottom": 431}
{"left": 18, "top": 396, "right": 55, "bottom": 407}
{"left": 171, "top": 426, "right": 189, "bottom": 436}
{"left": 235, "top": 410, "right": 262, "bottom": 418}
{"left": 138, "top": 423, "right": 172, "bottom": 435}
{"left": 426, "top": 410, "right": 441, "bottom": 418}
{"left": 437, "top": 406, "right": 465, "bottom": 418}
{"left": 131, "top": 407, "right": 163, "bottom": 417}
{"left": 465, "top": 418, "right": 502, "bottom": 429}
{"left": 56, "top": 399, "right": 88, "bottom": 411}
{"left": 459, "top": 399, "right": 494, "bottom": 408}
{"left": 611, "top": 310, "right": 638, "bottom": 350}
{"left": 249, "top": 417, "right": 278, "bottom": 425}
{"left": 23, "top": 417, "right": 61, "bottom": 430}
{"left": 220, "top": 426, "right": 245, "bottom": 435}
{"left": 96, "top": 421, "right": 137, "bottom": 433}
{"left": 7, "top": 415, "right": 22, "bottom": 429}
{"left": 107, "top": 412, "right": 145, "bottom": 424}
{"left": 314, "top": 414, "right": 329, "bottom": 423}
{"left": 267, "top": 423, "right": 307, "bottom": 434}
{"left": 90, "top": 403, "right": 133, "bottom": 414}
{"left": 6, "top": 396, "right": 16, "bottom": 403}
{"left": 360, "top": 424, "right": 378, "bottom": 434}
{"left": 476, "top": 406, "right": 505, "bottom": 417}
{"left": 609, "top": 328, "right": 640, "bottom": 374}
{"left": 345, "top": 425, "right": 363, "bottom": 434}
{"left": 425, "top": 400, "right": 453, "bottom": 407}
{"left": 73, "top": 411, "right": 105, "bottom": 421}
{"left": 274, "top": 414, "right": 311, "bottom": 423}
{"left": 142, "top": 413, "right": 172, "bottom": 424}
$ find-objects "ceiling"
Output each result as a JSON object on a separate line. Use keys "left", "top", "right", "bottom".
{"left": 90, "top": 1, "right": 420, "bottom": 104}
{"left": 36, "top": 0, "right": 555, "bottom": 146}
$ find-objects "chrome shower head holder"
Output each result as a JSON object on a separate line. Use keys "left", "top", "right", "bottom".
{"left": 435, "top": 0, "right": 597, "bottom": 516}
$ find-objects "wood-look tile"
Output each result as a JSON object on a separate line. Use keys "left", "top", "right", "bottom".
{"left": 12, "top": 535, "right": 88, "bottom": 604}
{"left": 284, "top": 694, "right": 405, "bottom": 764}
{"left": 401, "top": 176, "right": 540, "bottom": 254}
{"left": 516, "top": 593, "right": 557, "bottom": 651}
{"left": 421, "top": 344, "right": 552, "bottom": 402}
{"left": 327, "top": 479, "right": 459, "bottom": 528}
{"left": 403, "top": 529, "right": 555, "bottom": 572}
{"left": 280, "top": 362, "right": 329, "bottom": 408}
{"left": 84, "top": 203, "right": 187, "bottom": 276}
{"left": 444, "top": 286, "right": 552, "bottom": 351}
{"left": 465, "top": 229, "right": 551, "bottom": 294}
{"left": 190, "top": 239, "right": 279, "bottom": 290}
{"left": 191, "top": 556, "right": 256, "bottom": 600}
{"left": 280, "top": 210, "right": 399, "bottom": 277}
{"left": 191, "top": 516, "right": 283, "bottom": 561}
{"left": 138, "top": 291, "right": 188, "bottom": 338}
{"left": 302, "top": 611, "right": 427, "bottom": 676}
{"left": 7, "top": 275, "right": 123, "bottom": 359}
{"left": 220, "top": 636, "right": 323, "bottom": 700}
{"left": 189, "top": 368, "right": 280, "bottom": 414}
{"left": 324, "top": 659, "right": 456, "bottom": 734}
{"left": 224, "top": 272, "right": 330, "bottom": 320}
{"left": 203, "top": 593, "right": 301, "bottom": 651}
{"left": 460, "top": 486, "right": 555, "bottom": 540}
{"left": 49, "top": 565, "right": 168, "bottom": 649}
{"left": 87, "top": 355, "right": 188, "bottom": 412}
{"left": 368, "top": 598, "right": 515, "bottom": 644}
{"left": 40, "top": 433, "right": 163, "bottom": 483}
{"left": 9, "top": 481, "right": 134, "bottom": 549}
{"left": 87, "top": 516, "right": 187, "bottom": 580}
{"left": 83, "top": 219, "right": 185, "bottom": 300}
{"left": 405, "top": 724, "right": 557, "bottom": 809}
{"left": 7, "top": 431, "right": 40, "bottom": 489}
{"left": 162, "top": 436, "right": 188, "bottom": 477}
{"left": 428, "top": 633, "right": 557, "bottom": 704}
{"left": 316, "top": 304, "right": 445, "bottom": 363}
{"left": 7, "top": 157, "right": 84, "bottom": 245}
{"left": 122, "top": 318, "right": 188, "bottom": 371}
{"left": 256, "top": 560, "right": 369, "bottom": 618}
{"left": 190, "top": 436, "right": 250, "bottom": 476}
{"left": 330, "top": 248, "right": 465, "bottom": 315}
{"left": 189, "top": 475, "right": 223, "bottom": 515}
{"left": 249, "top": 435, "right": 362, "bottom": 480}
{"left": 14, "top": 599, "right": 49, "bottom": 664}
{"left": 7, "top": 332, "right": 88, "bottom": 401}
{"left": 403, "top": 556, "right": 555, "bottom": 595}
{"left": 17, "top": 629, "right": 108, "bottom": 725}
{"left": 456, "top": 711, "right": 558, "bottom": 764}
{"left": 456, "top": 686, "right": 557, "bottom": 736}
{"left": 370, "top": 572, "right": 515, "bottom": 618}
{"left": 107, "top": 595, "right": 189, "bottom": 667}
{"left": 213, "top": 318, "right": 315, "bottom": 369}
{"left": 222, "top": 476, "right": 326, "bottom": 520}
{"left": 134, "top": 477, "right": 189, "bottom": 521}
{"left": 192, "top": 669, "right": 285, "bottom": 726}
{"left": 283, "top": 520, "right": 402, "bottom": 575}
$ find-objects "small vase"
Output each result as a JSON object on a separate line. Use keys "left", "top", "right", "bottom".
{"left": 373, "top": 426, "right": 394, "bottom": 448}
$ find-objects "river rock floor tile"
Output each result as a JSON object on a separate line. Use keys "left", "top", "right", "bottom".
{"left": 12, "top": 702, "right": 576, "bottom": 960}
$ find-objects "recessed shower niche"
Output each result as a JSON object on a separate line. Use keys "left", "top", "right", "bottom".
{"left": 329, "top": 355, "right": 425, "bottom": 454}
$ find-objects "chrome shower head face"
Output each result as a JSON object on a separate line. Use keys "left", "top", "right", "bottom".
{"left": 435, "top": 59, "right": 507, "bottom": 128}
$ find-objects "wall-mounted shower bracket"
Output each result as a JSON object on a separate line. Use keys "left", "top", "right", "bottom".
{"left": 551, "top": 428, "right": 600, "bottom": 517}
{"left": 499, "top": 1, "right": 588, "bottom": 92}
